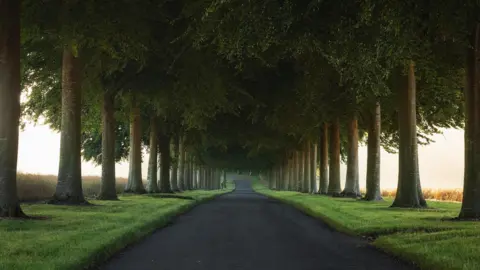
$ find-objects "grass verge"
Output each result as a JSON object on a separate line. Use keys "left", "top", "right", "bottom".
{"left": 253, "top": 180, "right": 480, "bottom": 270}
{"left": 0, "top": 186, "right": 233, "bottom": 270}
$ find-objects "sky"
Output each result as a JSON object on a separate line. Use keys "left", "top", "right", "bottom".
{"left": 17, "top": 122, "right": 464, "bottom": 190}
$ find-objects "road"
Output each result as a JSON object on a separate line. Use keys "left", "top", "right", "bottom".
{"left": 101, "top": 177, "right": 413, "bottom": 270}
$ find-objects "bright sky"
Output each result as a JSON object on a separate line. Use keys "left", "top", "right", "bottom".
{"left": 17, "top": 123, "right": 464, "bottom": 189}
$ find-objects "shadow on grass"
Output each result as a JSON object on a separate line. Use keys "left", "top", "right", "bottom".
{"left": 145, "top": 194, "right": 196, "bottom": 200}
{"left": 375, "top": 206, "right": 447, "bottom": 213}
{"left": 0, "top": 215, "right": 52, "bottom": 221}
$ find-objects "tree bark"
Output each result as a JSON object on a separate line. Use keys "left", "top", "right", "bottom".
{"left": 303, "top": 142, "right": 311, "bottom": 193}
{"left": 0, "top": 0, "right": 25, "bottom": 217}
{"left": 192, "top": 162, "right": 197, "bottom": 189}
{"left": 223, "top": 170, "right": 227, "bottom": 189}
{"left": 198, "top": 167, "right": 204, "bottom": 189}
{"left": 146, "top": 117, "right": 159, "bottom": 193}
{"left": 392, "top": 61, "right": 426, "bottom": 208}
{"left": 319, "top": 123, "right": 329, "bottom": 194}
{"left": 310, "top": 142, "right": 317, "bottom": 193}
{"left": 460, "top": 23, "right": 480, "bottom": 219}
{"left": 170, "top": 135, "right": 179, "bottom": 192}
{"left": 188, "top": 156, "right": 194, "bottom": 189}
{"left": 98, "top": 90, "right": 117, "bottom": 200}
{"left": 295, "top": 151, "right": 301, "bottom": 191}
{"left": 158, "top": 132, "right": 173, "bottom": 193}
{"left": 52, "top": 46, "right": 86, "bottom": 203}
{"left": 125, "top": 96, "right": 145, "bottom": 193}
{"left": 178, "top": 137, "right": 185, "bottom": 191}
{"left": 279, "top": 165, "right": 284, "bottom": 190}
{"left": 206, "top": 168, "right": 212, "bottom": 190}
{"left": 299, "top": 150, "right": 305, "bottom": 192}
{"left": 184, "top": 152, "right": 191, "bottom": 190}
{"left": 284, "top": 155, "right": 290, "bottom": 191}
{"left": 328, "top": 119, "right": 341, "bottom": 196}
{"left": 364, "top": 102, "right": 383, "bottom": 201}
{"left": 343, "top": 115, "right": 361, "bottom": 197}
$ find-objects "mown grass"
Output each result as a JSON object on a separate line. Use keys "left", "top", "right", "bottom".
{"left": 0, "top": 186, "right": 233, "bottom": 270}
{"left": 253, "top": 181, "right": 480, "bottom": 270}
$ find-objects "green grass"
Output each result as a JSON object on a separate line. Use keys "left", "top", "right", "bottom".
{"left": 0, "top": 187, "right": 232, "bottom": 270}
{"left": 253, "top": 181, "right": 480, "bottom": 270}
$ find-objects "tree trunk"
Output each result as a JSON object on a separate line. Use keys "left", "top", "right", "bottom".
{"left": 223, "top": 170, "right": 227, "bottom": 189}
{"left": 319, "top": 123, "right": 329, "bottom": 194}
{"left": 184, "top": 152, "right": 191, "bottom": 190}
{"left": 285, "top": 155, "right": 291, "bottom": 190}
{"left": 198, "top": 167, "right": 204, "bottom": 189}
{"left": 295, "top": 151, "right": 301, "bottom": 191}
{"left": 284, "top": 156, "right": 290, "bottom": 191}
{"left": 298, "top": 150, "right": 304, "bottom": 192}
{"left": 303, "top": 142, "right": 311, "bottom": 193}
{"left": 157, "top": 150, "right": 162, "bottom": 189}
{"left": 328, "top": 119, "right": 341, "bottom": 196}
{"left": 125, "top": 97, "right": 145, "bottom": 194}
{"left": 392, "top": 61, "right": 426, "bottom": 208}
{"left": 280, "top": 165, "right": 284, "bottom": 190}
{"left": 178, "top": 137, "right": 185, "bottom": 191}
{"left": 146, "top": 117, "right": 159, "bottom": 193}
{"left": 0, "top": 0, "right": 25, "bottom": 217}
{"left": 343, "top": 115, "right": 360, "bottom": 197}
{"left": 188, "top": 157, "right": 194, "bottom": 189}
{"left": 364, "top": 102, "right": 383, "bottom": 201}
{"left": 460, "top": 23, "right": 480, "bottom": 219}
{"left": 52, "top": 46, "right": 86, "bottom": 203}
{"left": 158, "top": 132, "right": 173, "bottom": 193}
{"left": 206, "top": 168, "right": 212, "bottom": 190}
{"left": 192, "top": 162, "right": 197, "bottom": 189}
{"left": 170, "top": 135, "right": 179, "bottom": 192}
{"left": 98, "top": 90, "right": 117, "bottom": 200}
{"left": 310, "top": 142, "right": 317, "bottom": 193}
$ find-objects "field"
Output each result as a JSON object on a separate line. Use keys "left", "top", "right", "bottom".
{"left": 16, "top": 173, "right": 465, "bottom": 202}
{"left": 254, "top": 181, "right": 480, "bottom": 270}
{"left": 17, "top": 173, "right": 129, "bottom": 201}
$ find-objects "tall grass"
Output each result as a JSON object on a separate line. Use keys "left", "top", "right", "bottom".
{"left": 379, "top": 188, "right": 463, "bottom": 203}
{"left": 17, "top": 173, "right": 129, "bottom": 201}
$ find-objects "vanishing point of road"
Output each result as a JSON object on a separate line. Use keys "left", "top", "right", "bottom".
{"left": 101, "top": 176, "right": 413, "bottom": 270}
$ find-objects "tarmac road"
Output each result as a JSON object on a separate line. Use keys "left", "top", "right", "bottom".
{"left": 101, "top": 177, "right": 413, "bottom": 270}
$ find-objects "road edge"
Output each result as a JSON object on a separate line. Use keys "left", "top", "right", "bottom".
{"left": 252, "top": 181, "right": 419, "bottom": 270}
{"left": 84, "top": 188, "right": 236, "bottom": 270}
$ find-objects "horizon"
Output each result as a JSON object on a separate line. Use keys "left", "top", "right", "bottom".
{"left": 18, "top": 122, "right": 464, "bottom": 190}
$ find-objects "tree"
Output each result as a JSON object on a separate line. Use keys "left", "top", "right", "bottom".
{"left": 459, "top": 21, "right": 480, "bottom": 219}
{"left": 342, "top": 114, "right": 360, "bottom": 197}
{"left": 98, "top": 89, "right": 118, "bottom": 200}
{"left": 328, "top": 118, "right": 341, "bottom": 196}
{"left": 364, "top": 102, "right": 382, "bottom": 201}
{"left": 0, "top": 0, "right": 25, "bottom": 217}
{"left": 124, "top": 95, "right": 146, "bottom": 194}
{"left": 146, "top": 116, "right": 160, "bottom": 193}
{"left": 391, "top": 63, "right": 426, "bottom": 208}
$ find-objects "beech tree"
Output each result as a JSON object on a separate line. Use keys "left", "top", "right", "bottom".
{"left": 0, "top": 0, "right": 25, "bottom": 217}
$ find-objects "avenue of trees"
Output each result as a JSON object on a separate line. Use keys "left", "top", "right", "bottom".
{"left": 0, "top": 0, "right": 479, "bottom": 220}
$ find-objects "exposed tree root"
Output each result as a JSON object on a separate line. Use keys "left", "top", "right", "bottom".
{"left": 362, "top": 195, "right": 384, "bottom": 201}
{"left": 0, "top": 205, "right": 27, "bottom": 218}
{"left": 341, "top": 191, "right": 362, "bottom": 199}
{"left": 123, "top": 189, "right": 146, "bottom": 195}
{"left": 47, "top": 195, "right": 91, "bottom": 206}
{"left": 96, "top": 194, "right": 119, "bottom": 201}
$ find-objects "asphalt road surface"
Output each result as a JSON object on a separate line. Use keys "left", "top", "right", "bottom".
{"left": 101, "top": 177, "right": 413, "bottom": 270}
